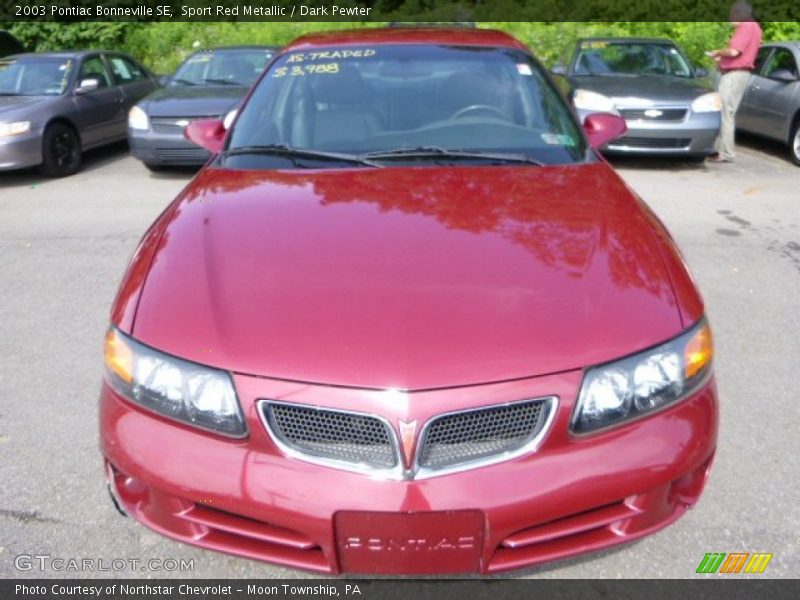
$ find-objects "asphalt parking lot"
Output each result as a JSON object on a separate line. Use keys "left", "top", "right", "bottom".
{"left": 0, "top": 138, "right": 798, "bottom": 579}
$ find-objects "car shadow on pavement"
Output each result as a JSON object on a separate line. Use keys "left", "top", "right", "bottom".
{"left": 355, "top": 538, "right": 642, "bottom": 580}
{"left": 487, "top": 539, "right": 644, "bottom": 579}
{"left": 605, "top": 154, "right": 709, "bottom": 172}
{"left": 146, "top": 165, "right": 202, "bottom": 180}
{"left": 0, "top": 140, "right": 132, "bottom": 190}
{"left": 735, "top": 131, "right": 796, "bottom": 166}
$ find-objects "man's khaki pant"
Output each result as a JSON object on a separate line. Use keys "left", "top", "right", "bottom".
{"left": 715, "top": 70, "right": 751, "bottom": 160}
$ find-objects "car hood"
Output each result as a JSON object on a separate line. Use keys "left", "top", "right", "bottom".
{"left": 141, "top": 85, "right": 247, "bottom": 118}
{"left": 129, "top": 163, "right": 686, "bottom": 390}
{"left": 570, "top": 74, "right": 713, "bottom": 103}
{"left": 0, "top": 94, "right": 50, "bottom": 115}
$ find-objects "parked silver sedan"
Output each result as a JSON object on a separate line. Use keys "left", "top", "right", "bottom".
{"left": 737, "top": 42, "right": 800, "bottom": 166}
{"left": 0, "top": 51, "right": 157, "bottom": 176}
{"left": 553, "top": 38, "right": 722, "bottom": 158}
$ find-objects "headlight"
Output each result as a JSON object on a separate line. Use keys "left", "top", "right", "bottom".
{"left": 128, "top": 106, "right": 150, "bottom": 130}
{"left": 104, "top": 328, "right": 247, "bottom": 438}
{"left": 571, "top": 319, "right": 713, "bottom": 434}
{"left": 691, "top": 92, "right": 722, "bottom": 113}
{"left": 0, "top": 121, "right": 31, "bottom": 137}
{"left": 573, "top": 89, "right": 618, "bottom": 114}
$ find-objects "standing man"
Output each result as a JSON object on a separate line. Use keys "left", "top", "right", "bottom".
{"left": 708, "top": 1, "right": 762, "bottom": 163}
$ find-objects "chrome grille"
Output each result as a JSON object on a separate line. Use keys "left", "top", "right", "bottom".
{"left": 259, "top": 397, "right": 556, "bottom": 479}
{"left": 608, "top": 136, "right": 691, "bottom": 149}
{"left": 150, "top": 117, "right": 193, "bottom": 135}
{"left": 153, "top": 147, "right": 210, "bottom": 162}
{"left": 262, "top": 402, "right": 398, "bottom": 470}
{"left": 417, "top": 399, "right": 553, "bottom": 471}
{"left": 620, "top": 108, "right": 688, "bottom": 122}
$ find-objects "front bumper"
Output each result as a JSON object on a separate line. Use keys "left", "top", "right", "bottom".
{"left": 100, "top": 369, "right": 718, "bottom": 575}
{"left": 0, "top": 130, "right": 43, "bottom": 171}
{"left": 578, "top": 108, "right": 720, "bottom": 156}
{"left": 128, "top": 126, "right": 210, "bottom": 167}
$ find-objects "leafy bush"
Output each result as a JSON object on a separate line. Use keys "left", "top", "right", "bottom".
{"left": 4, "top": 22, "right": 131, "bottom": 53}
{"left": 3, "top": 20, "right": 799, "bottom": 75}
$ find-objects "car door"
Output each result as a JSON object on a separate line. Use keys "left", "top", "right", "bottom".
{"left": 71, "top": 54, "right": 125, "bottom": 147}
{"left": 742, "top": 47, "right": 800, "bottom": 140}
{"left": 736, "top": 46, "right": 772, "bottom": 133}
{"left": 106, "top": 53, "right": 157, "bottom": 137}
{"left": 756, "top": 47, "right": 800, "bottom": 141}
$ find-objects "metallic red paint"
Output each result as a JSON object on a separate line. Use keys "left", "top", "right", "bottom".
{"left": 100, "top": 370, "right": 717, "bottom": 574}
{"left": 284, "top": 28, "right": 530, "bottom": 53}
{"left": 122, "top": 164, "right": 690, "bottom": 390}
{"left": 101, "top": 27, "right": 717, "bottom": 574}
{"left": 583, "top": 113, "right": 629, "bottom": 149}
{"left": 335, "top": 511, "right": 485, "bottom": 574}
{"left": 184, "top": 119, "right": 227, "bottom": 154}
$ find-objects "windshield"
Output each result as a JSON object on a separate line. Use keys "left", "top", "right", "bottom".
{"left": 227, "top": 44, "right": 587, "bottom": 168}
{"left": 171, "top": 49, "right": 272, "bottom": 87}
{"left": 573, "top": 41, "right": 693, "bottom": 77}
{"left": 0, "top": 57, "right": 73, "bottom": 96}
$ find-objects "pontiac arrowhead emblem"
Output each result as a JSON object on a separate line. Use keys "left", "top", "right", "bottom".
{"left": 398, "top": 420, "right": 418, "bottom": 466}
{"left": 644, "top": 109, "right": 663, "bottom": 118}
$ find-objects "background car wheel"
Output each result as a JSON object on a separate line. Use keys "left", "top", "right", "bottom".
{"left": 790, "top": 120, "right": 800, "bottom": 166}
{"left": 39, "top": 123, "right": 81, "bottom": 177}
{"left": 143, "top": 162, "right": 164, "bottom": 172}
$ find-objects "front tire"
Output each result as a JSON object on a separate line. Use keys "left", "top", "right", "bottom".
{"left": 39, "top": 123, "right": 81, "bottom": 177}
{"left": 790, "top": 120, "right": 800, "bottom": 166}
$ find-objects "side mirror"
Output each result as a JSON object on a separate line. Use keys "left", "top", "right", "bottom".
{"left": 157, "top": 74, "right": 171, "bottom": 87}
{"left": 75, "top": 78, "right": 100, "bottom": 94}
{"left": 769, "top": 68, "right": 798, "bottom": 83}
{"left": 185, "top": 119, "right": 227, "bottom": 153}
{"left": 583, "top": 112, "right": 627, "bottom": 149}
{"left": 695, "top": 67, "right": 708, "bottom": 78}
{"left": 551, "top": 64, "right": 567, "bottom": 76}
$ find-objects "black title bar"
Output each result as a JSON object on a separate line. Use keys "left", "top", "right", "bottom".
{"left": 2, "top": 0, "right": 800, "bottom": 22}
{"left": 3, "top": 579, "right": 799, "bottom": 600}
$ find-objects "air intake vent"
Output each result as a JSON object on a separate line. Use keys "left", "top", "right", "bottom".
{"left": 417, "top": 399, "right": 554, "bottom": 472}
{"left": 262, "top": 402, "right": 398, "bottom": 471}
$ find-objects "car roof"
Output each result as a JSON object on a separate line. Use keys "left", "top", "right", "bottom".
{"left": 577, "top": 37, "right": 676, "bottom": 45}
{"left": 284, "top": 27, "right": 527, "bottom": 52}
{"left": 198, "top": 45, "right": 280, "bottom": 52}
{"left": 2, "top": 50, "right": 127, "bottom": 60}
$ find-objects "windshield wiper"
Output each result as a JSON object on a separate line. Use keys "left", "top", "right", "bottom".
{"left": 222, "top": 144, "right": 382, "bottom": 167}
{"left": 204, "top": 78, "right": 241, "bottom": 86}
{"left": 171, "top": 78, "right": 197, "bottom": 86}
{"left": 361, "top": 146, "right": 546, "bottom": 166}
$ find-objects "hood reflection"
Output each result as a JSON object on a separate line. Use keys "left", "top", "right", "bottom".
{"left": 189, "top": 164, "right": 674, "bottom": 302}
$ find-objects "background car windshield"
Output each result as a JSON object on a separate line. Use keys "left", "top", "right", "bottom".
{"left": 574, "top": 41, "right": 693, "bottom": 77}
{"left": 172, "top": 50, "right": 272, "bottom": 86}
{"left": 229, "top": 44, "right": 586, "bottom": 165}
{"left": 0, "top": 57, "right": 72, "bottom": 95}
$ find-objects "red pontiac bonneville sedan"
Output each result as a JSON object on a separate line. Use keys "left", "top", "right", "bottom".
{"left": 100, "top": 28, "right": 717, "bottom": 574}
